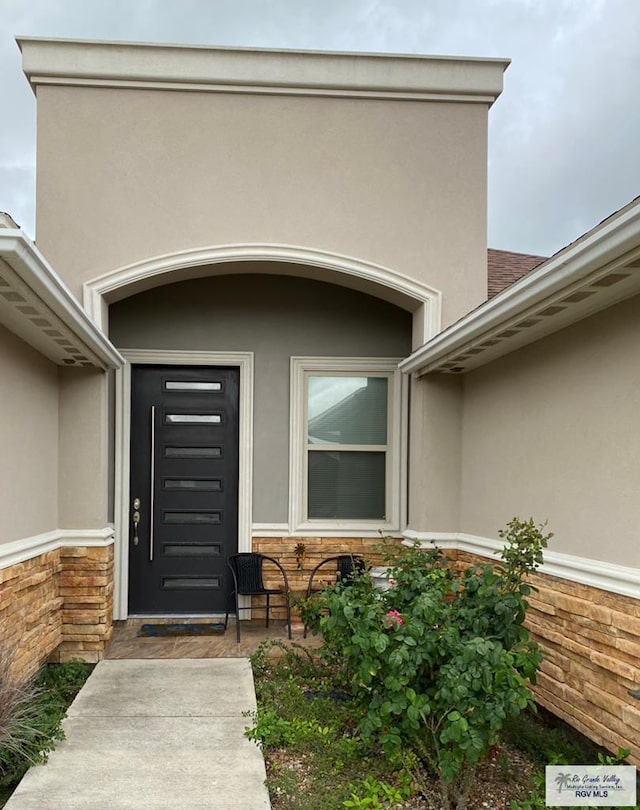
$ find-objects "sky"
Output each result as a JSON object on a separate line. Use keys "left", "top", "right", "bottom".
{"left": 0, "top": 0, "right": 638, "bottom": 257}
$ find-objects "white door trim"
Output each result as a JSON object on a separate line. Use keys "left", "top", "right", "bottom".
{"left": 114, "top": 349, "right": 254, "bottom": 619}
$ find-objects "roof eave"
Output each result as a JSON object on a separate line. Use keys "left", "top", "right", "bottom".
{"left": 400, "top": 198, "right": 640, "bottom": 376}
{"left": 0, "top": 229, "right": 124, "bottom": 370}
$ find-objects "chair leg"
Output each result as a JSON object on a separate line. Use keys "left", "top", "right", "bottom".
{"left": 265, "top": 594, "right": 270, "bottom": 628}
{"left": 303, "top": 584, "right": 312, "bottom": 639}
{"left": 224, "top": 590, "right": 242, "bottom": 643}
{"left": 285, "top": 593, "right": 292, "bottom": 640}
{"left": 224, "top": 591, "right": 233, "bottom": 632}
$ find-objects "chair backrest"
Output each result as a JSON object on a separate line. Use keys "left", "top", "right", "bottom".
{"left": 336, "top": 555, "right": 366, "bottom": 582}
{"left": 228, "top": 553, "right": 265, "bottom": 593}
{"left": 306, "top": 554, "right": 367, "bottom": 599}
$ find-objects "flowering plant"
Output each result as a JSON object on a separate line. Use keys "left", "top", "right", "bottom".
{"left": 383, "top": 609, "right": 403, "bottom": 629}
{"left": 309, "top": 519, "right": 550, "bottom": 810}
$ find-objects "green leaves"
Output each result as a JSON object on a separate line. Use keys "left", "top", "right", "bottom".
{"left": 0, "top": 659, "right": 92, "bottom": 788}
{"left": 310, "top": 521, "right": 549, "bottom": 810}
{"left": 498, "top": 517, "right": 552, "bottom": 587}
{"left": 244, "top": 709, "right": 334, "bottom": 749}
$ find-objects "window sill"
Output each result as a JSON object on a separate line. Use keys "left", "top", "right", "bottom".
{"left": 291, "top": 520, "right": 400, "bottom": 537}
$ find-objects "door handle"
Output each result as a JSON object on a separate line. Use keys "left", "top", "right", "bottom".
{"left": 150, "top": 405, "right": 155, "bottom": 561}
{"left": 132, "top": 498, "right": 141, "bottom": 546}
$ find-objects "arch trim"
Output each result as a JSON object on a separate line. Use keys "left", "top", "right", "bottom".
{"left": 82, "top": 243, "right": 442, "bottom": 343}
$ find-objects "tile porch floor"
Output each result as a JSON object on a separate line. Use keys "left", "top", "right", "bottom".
{"left": 105, "top": 618, "right": 322, "bottom": 660}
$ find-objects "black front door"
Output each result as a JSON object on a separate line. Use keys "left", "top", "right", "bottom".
{"left": 128, "top": 365, "right": 239, "bottom": 614}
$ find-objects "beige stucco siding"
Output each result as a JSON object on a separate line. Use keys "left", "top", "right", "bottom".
{"left": 460, "top": 294, "right": 640, "bottom": 566}
{"left": 35, "top": 85, "right": 488, "bottom": 329}
{"left": 109, "top": 273, "right": 412, "bottom": 523}
{"left": 408, "top": 374, "right": 463, "bottom": 531}
{"left": 58, "top": 367, "right": 110, "bottom": 529}
{"left": 0, "top": 323, "right": 58, "bottom": 543}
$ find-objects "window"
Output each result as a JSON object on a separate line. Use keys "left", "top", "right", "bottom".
{"left": 290, "top": 358, "right": 404, "bottom": 531}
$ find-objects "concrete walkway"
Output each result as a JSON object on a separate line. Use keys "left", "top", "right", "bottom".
{"left": 5, "top": 659, "right": 271, "bottom": 810}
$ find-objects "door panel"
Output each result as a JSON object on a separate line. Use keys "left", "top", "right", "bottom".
{"left": 128, "top": 365, "right": 239, "bottom": 614}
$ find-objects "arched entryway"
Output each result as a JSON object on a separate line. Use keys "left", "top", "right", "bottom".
{"left": 83, "top": 244, "right": 441, "bottom": 343}
{"left": 84, "top": 246, "right": 440, "bottom": 618}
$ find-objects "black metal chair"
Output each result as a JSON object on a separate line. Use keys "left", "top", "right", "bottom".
{"left": 225, "top": 553, "right": 292, "bottom": 643}
{"left": 303, "top": 554, "right": 366, "bottom": 637}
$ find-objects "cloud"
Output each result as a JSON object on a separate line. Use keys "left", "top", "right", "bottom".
{"left": 486, "top": 0, "right": 640, "bottom": 253}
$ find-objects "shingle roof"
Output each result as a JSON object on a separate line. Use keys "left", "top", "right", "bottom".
{"left": 487, "top": 248, "right": 546, "bottom": 298}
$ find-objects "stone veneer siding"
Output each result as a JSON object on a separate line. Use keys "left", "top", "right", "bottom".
{"left": 0, "top": 550, "right": 62, "bottom": 681}
{"left": 454, "top": 550, "right": 640, "bottom": 766}
{"left": 252, "top": 535, "right": 387, "bottom": 617}
{"left": 0, "top": 545, "right": 114, "bottom": 682}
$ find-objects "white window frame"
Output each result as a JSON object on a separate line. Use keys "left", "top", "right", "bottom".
{"left": 289, "top": 357, "right": 406, "bottom": 534}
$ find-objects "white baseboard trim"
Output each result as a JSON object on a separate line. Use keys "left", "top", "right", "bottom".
{"left": 403, "top": 530, "right": 640, "bottom": 600}
{"left": 0, "top": 527, "right": 115, "bottom": 571}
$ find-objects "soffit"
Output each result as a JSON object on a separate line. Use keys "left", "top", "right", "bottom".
{"left": 0, "top": 230, "right": 123, "bottom": 369}
{"left": 17, "top": 37, "right": 509, "bottom": 104}
{"left": 401, "top": 198, "right": 640, "bottom": 376}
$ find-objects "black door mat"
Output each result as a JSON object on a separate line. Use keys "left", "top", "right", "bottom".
{"left": 138, "top": 623, "right": 226, "bottom": 637}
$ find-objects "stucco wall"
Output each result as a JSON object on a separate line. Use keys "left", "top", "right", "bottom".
{"left": 0, "top": 323, "right": 59, "bottom": 543}
{"left": 58, "top": 367, "right": 111, "bottom": 529}
{"left": 460, "top": 294, "right": 640, "bottom": 567}
{"left": 109, "top": 273, "right": 412, "bottom": 523}
{"left": 34, "top": 85, "right": 488, "bottom": 329}
{"left": 408, "top": 374, "right": 463, "bottom": 532}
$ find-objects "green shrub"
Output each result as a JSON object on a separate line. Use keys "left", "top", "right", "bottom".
{"left": 244, "top": 709, "right": 332, "bottom": 749}
{"left": 306, "top": 517, "right": 551, "bottom": 810}
{"left": 343, "top": 774, "right": 411, "bottom": 809}
{"left": 246, "top": 642, "right": 399, "bottom": 809}
{"left": 37, "top": 659, "right": 91, "bottom": 704}
{"left": 0, "top": 656, "right": 92, "bottom": 788}
{"left": 343, "top": 774, "right": 412, "bottom": 808}
{"left": 0, "top": 650, "right": 47, "bottom": 783}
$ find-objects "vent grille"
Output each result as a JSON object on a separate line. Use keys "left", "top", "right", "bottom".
{"left": 561, "top": 291, "right": 596, "bottom": 304}
{"left": 0, "top": 267, "right": 95, "bottom": 367}
{"left": 1, "top": 291, "right": 25, "bottom": 303}
{"left": 537, "top": 305, "right": 567, "bottom": 317}
{"left": 591, "top": 273, "right": 630, "bottom": 288}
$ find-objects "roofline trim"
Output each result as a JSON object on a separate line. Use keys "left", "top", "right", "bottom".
{"left": 400, "top": 198, "right": 640, "bottom": 375}
{"left": 18, "top": 37, "right": 509, "bottom": 104}
{"left": 0, "top": 229, "right": 124, "bottom": 369}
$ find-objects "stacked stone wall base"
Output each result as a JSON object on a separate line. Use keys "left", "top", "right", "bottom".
{"left": 454, "top": 550, "right": 640, "bottom": 766}
{"left": 0, "top": 544, "right": 114, "bottom": 681}
{"left": 0, "top": 551, "right": 63, "bottom": 681}
{"left": 4, "top": 535, "right": 637, "bottom": 767}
